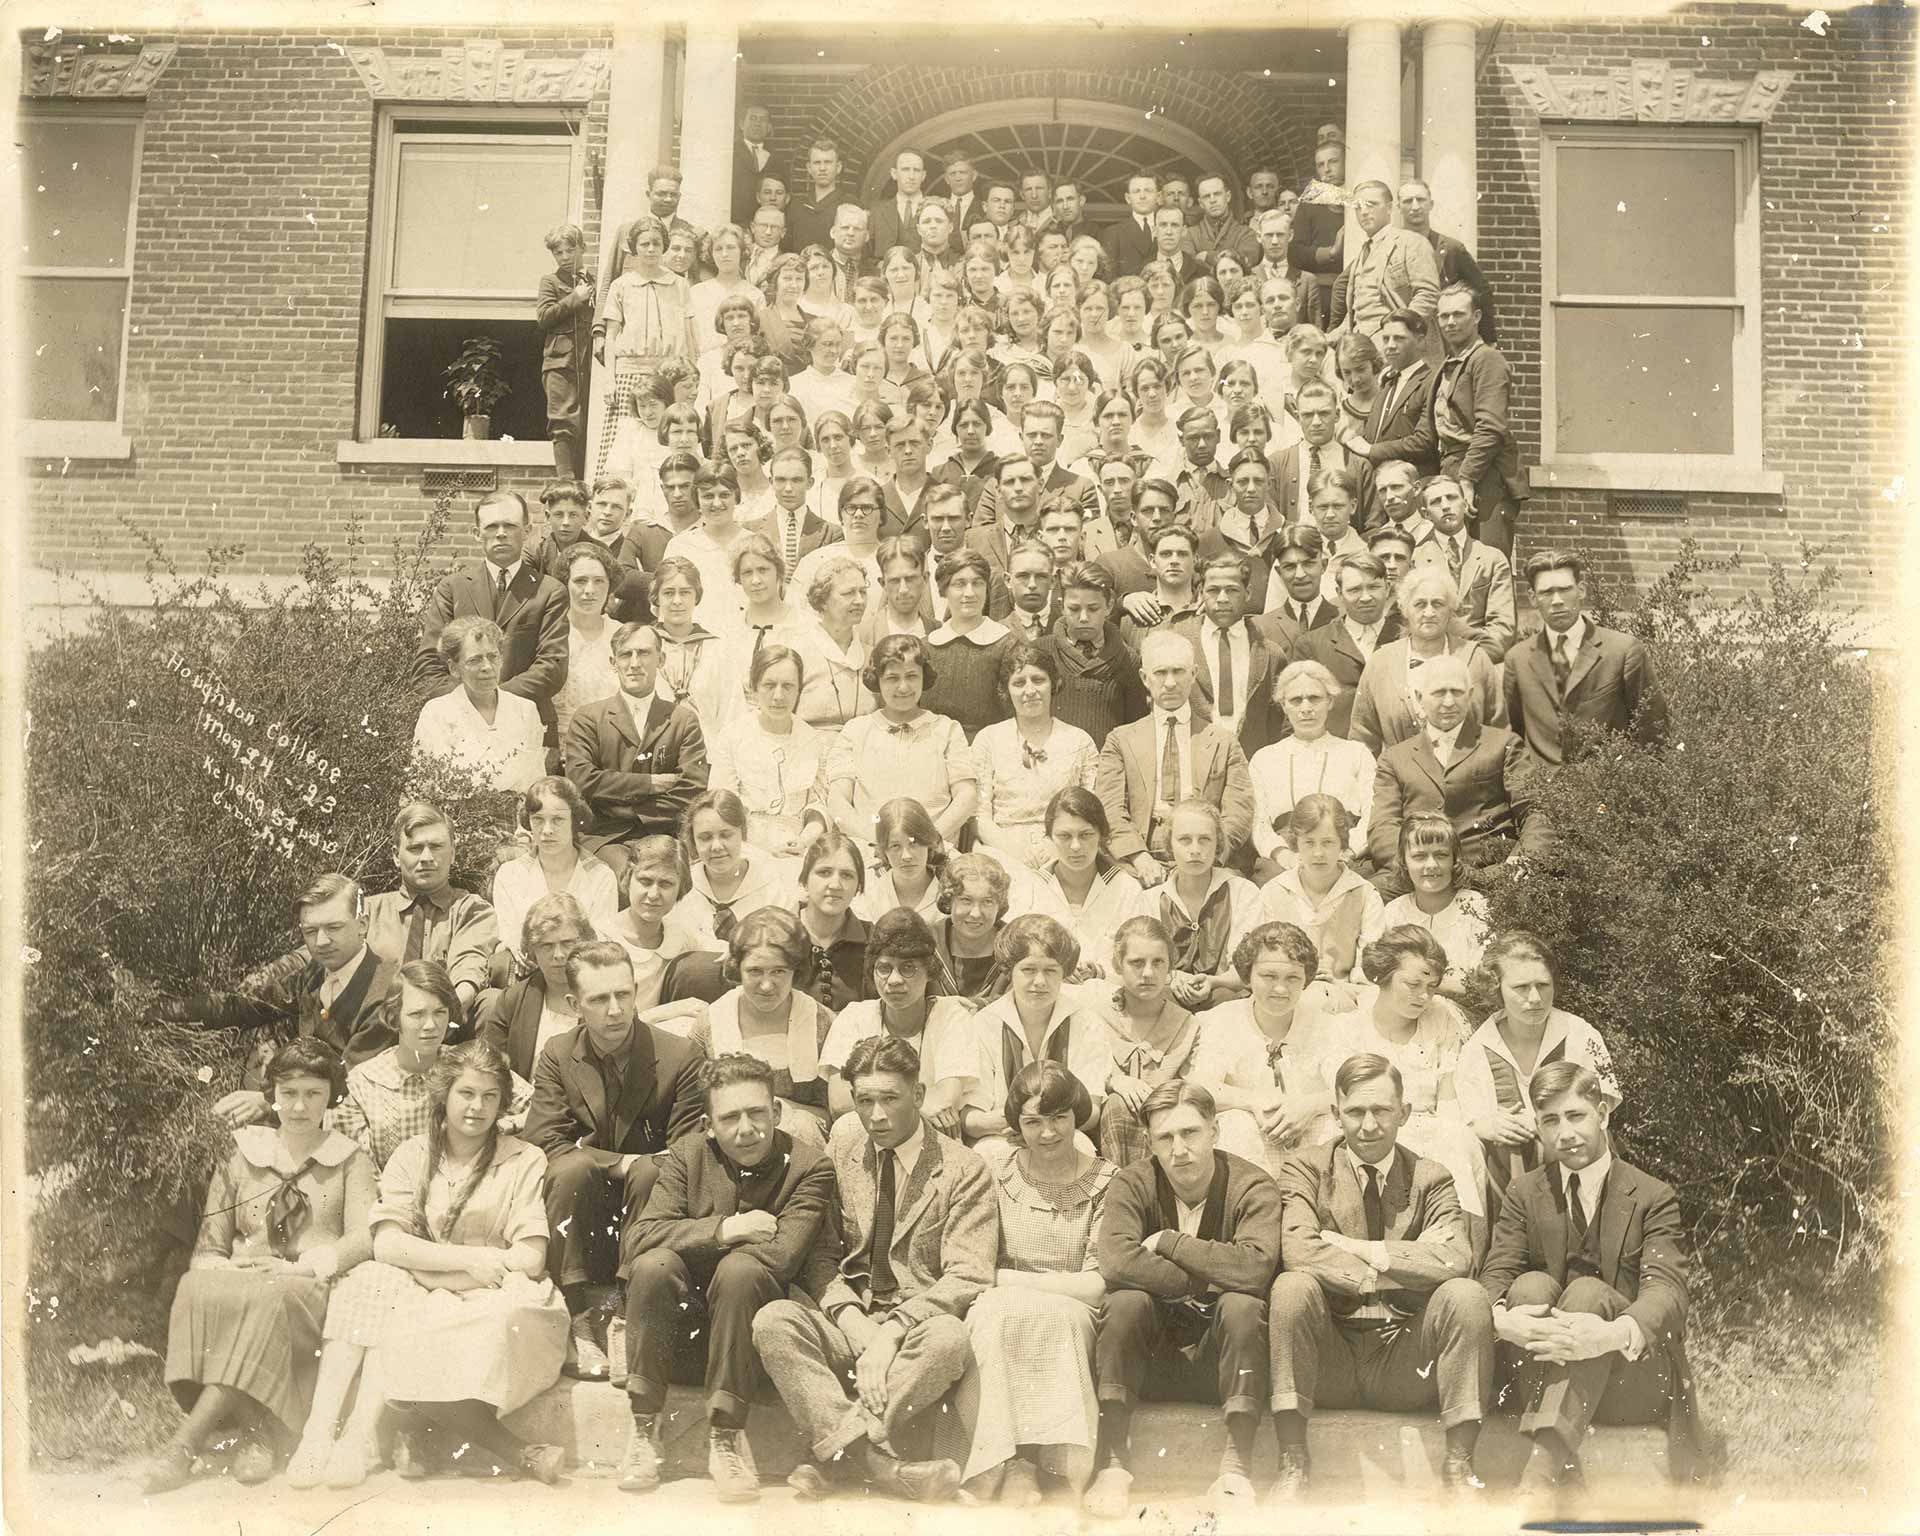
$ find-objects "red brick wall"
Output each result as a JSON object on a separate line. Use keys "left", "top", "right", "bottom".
{"left": 25, "top": 28, "right": 612, "bottom": 579}
{"left": 1478, "top": 3, "right": 1910, "bottom": 611}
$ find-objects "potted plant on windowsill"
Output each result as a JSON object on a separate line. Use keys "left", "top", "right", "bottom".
{"left": 443, "top": 336, "right": 511, "bottom": 441}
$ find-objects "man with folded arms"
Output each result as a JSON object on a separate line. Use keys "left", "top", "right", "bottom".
{"left": 1268, "top": 1053, "right": 1494, "bottom": 1499}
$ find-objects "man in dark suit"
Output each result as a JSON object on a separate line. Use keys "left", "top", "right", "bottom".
{"left": 525, "top": 939, "right": 708, "bottom": 1380}
{"left": 1271, "top": 384, "right": 1368, "bottom": 531}
{"left": 1269, "top": 1053, "right": 1495, "bottom": 1498}
{"left": 1480, "top": 1061, "right": 1719, "bottom": 1489}
{"left": 150, "top": 874, "right": 400, "bottom": 1116}
{"left": 620, "top": 1052, "right": 835, "bottom": 1500}
{"left": 1347, "top": 309, "right": 1440, "bottom": 478}
{"left": 1175, "top": 551, "right": 1282, "bottom": 758}
{"left": 1149, "top": 205, "right": 1198, "bottom": 287}
{"left": 752, "top": 447, "right": 845, "bottom": 574}
{"left": 1432, "top": 284, "right": 1526, "bottom": 557}
{"left": 562, "top": 622, "right": 710, "bottom": 875}
{"left": 1506, "top": 549, "right": 1668, "bottom": 769}
{"left": 969, "top": 403, "right": 1097, "bottom": 531}
{"left": 1251, "top": 524, "right": 1340, "bottom": 650}
{"left": 1368, "top": 654, "right": 1548, "bottom": 895}
{"left": 939, "top": 155, "right": 982, "bottom": 245}
{"left": 733, "top": 106, "right": 774, "bottom": 229}
{"left": 788, "top": 138, "right": 847, "bottom": 253}
{"left": 414, "top": 490, "right": 570, "bottom": 733}
{"left": 1102, "top": 172, "right": 1162, "bottom": 278}
{"left": 1398, "top": 180, "right": 1496, "bottom": 345}
{"left": 1293, "top": 550, "right": 1403, "bottom": 739}
{"left": 963, "top": 455, "right": 1046, "bottom": 578}
{"left": 1289, "top": 127, "right": 1347, "bottom": 330}
{"left": 866, "top": 149, "right": 928, "bottom": 257}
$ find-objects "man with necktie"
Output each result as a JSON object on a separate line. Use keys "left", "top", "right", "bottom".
{"left": 752, "top": 1035, "right": 995, "bottom": 1503}
{"left": 1431, "top": 284, "right": 1526, "bottom": 557}
{"left": 733, "top": 106, "right": 774, "bottom": 229}
{"left": 1251, "top": 524, "right": 1340, "bottom": 654}
{"left": 1333, "top": 181, "right": 1440, "bottom": 341}
{"left": 1504, "top": 549, "right": 1668, "bottom": 770}
{"left": 1480, "top": 1062, "right": 1721, "bottom": 1491}
{"left": 1268, "top": 1052, "right": 1495, "bottom": 1498}
{"left": 867, "top": 149, "right": 929, "bottom": 257}
{"left": 361, "top": 801, "right": 497, "bottom": 1020}
{"left": 1346, "top": 309, "right": 1440, "bottom": 479}
{"left": 1102, "top": 172, "right": 1162, "bottom": 278}
{"left": 1408, "top": 473, "right": 1516, "bottom": 661}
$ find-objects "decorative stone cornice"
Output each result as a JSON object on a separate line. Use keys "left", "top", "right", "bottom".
{"left": 22, "top": 41, "right": 176, "bottom": 97}
{"left": 1503, "top": 61, "right": 1793, "bottom": 123}
{"left": 344, "top": 40, "right": 610, "bottom": 103}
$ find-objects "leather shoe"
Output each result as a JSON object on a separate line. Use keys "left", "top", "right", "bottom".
{"left": 519, "top": 1443, "right": 566, "bottom": 1485}
{"left": 863, "top": 1444, "right": 960, "bottom": 1502}
{"left": 139, "top": 1443, "right": 195, "bottom": 1496}
{"left": 1267, "top": 1446, "right": 1310, "bottom": 1501}
{"left": 787, "top": 1462, "right": 835, "bottom": 1501}
{"left": 393, "top": 1431, "right": 430, "bottom": 1481}
{"left": 563, "top": 1310, "right": 610, "bottom": 1380}
{"left": 232, "top": 1434, "right": 276, "bottom": 1486}
{"left": 1441, "top": 1448, "right": 1487, "bottom": 1494}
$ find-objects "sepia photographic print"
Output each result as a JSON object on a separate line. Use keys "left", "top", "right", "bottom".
{"left": 4, "top": 0, "right": 1912, "bottom": 1532}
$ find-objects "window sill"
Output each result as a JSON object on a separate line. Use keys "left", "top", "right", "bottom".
{"left": 20, "top": 422, "right": 134, "bottom": 461}
{"left": 1529, "top": 460, "right": 1785, "bottom": 496}
{"left": 335, "top": 439, "right": 556, "bottom": 468}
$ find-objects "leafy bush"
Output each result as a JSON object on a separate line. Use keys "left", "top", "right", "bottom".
{"left": 22, "top": 498, "right": 501, "bottom": 1464}
{"left": 1467, "top": 541, "right": 1896, "bottom": 1279}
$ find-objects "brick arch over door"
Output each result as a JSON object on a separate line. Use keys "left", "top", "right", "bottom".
{"left": 802, "top": 66, "right": 1315, "bottom": 206}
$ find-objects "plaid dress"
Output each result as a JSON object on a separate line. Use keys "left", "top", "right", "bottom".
{"left": 1096, "top": 999, "right": 1201, "bottom": 1168}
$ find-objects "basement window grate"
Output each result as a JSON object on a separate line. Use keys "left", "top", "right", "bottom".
{"left": 423, "top": 468, "right": 497, "bottom": 496}
{"left": 1608, "top": 492, "right": 1686, "bottom": 521}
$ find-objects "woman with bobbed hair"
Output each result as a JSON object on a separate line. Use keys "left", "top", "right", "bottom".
{"left": 1455, "top": 930, "right": 1621, "bottom": 1203}
{"left": 550, "top": 543, "right": 624, "bottom": 742}
{"left": 1350, "top": 562, "right": 1505, "bottom": 755}
{"left": 951, "top": 1057, "right": 1117, "bottom": 1505}
{"left": 364, "top": 1039, "right": 570, "bottom": 1484}
{"left": 1334, "top": 328, "right": 1384, "bottom": 436}
{"left": 1132, "top": 799, "right": 1263, "bottom": 1010}
{"left": 758, "top": 251, "right": 811, "bottom": 367}
{"left": 677, "top": 906, "right": 836, "bottom": 1147}
{"left": 492, "top": 776, "right": 619, "bottom": 972}
{"left": 958, "top": 913, "right": 1113, "bottom": 1164}
{"left": 1050, "top": 348, "right": 1103, "bottom": 462}
{"left": 708, "top": 642, "right": 833, "bottom": 856}
{"left": 1248, "top": 658, "right": 1377, "bottom": 878}
{"left": 478, "top": 893, "right": 598, "bottom": 1083}
{"left": 1343, "top": 924, "right": 1486, "bottom": 1229}
{"left": 1179, "top": 277, "right": 1231, "bottom": 352}
{"left": 826, "top": 632, "right": 978, "bottom": 844}
{"left": 971, "top": 642, "right": 1099, "bottom": 869}
{"left": 859, "top": 797, "right": 950, "bottom": 923}
{"left": 933, "top": 397, "right": 1003, "bottom": 516}
{"left": 671, "top": 789, "right": 801, "bottom": 946}
{"left": 1095, "top": 915, "right": 1203, "bottom": 1167}
{"left": 1378, "top": 811, "right": 1491, "bottom": 993}
{"left": 1033, "top": 787, "right": 1145, "bottom": 983}
{"left": 144, "top": 1038, "right": 376, "bottom": 1494}
{"left": 690, "top": 222, "right": 762, "bottom": 356}
{"left": 1126, "top": 351, "right": 1182, "bottom": 476}
{"left": 793, "top": 829, "right": 870, "bottom": 1012}
{"left": 925, "top": 547, "right": 1015, "bottom": 740}
{"left": 931, "top": 851, "right": 1015, "bottom": 1004}
{"left": 1189, "top": 921, "right": 1336, "bottom": 1176}
{"left": 411, "top": 615, "right": 546, "bottom": 796}
{"left": 1067, "top": 232, "right": 1110, "bottom": 286}
{"left": 878, "top": 243, "right": 922, "bottom": 319}
{"left": 1140, "top": 257, "right": 1178, "bottom": 318}
{"left": 820, "top": 907, "right": 976, "bottom": 1125}
{"left": 1255, "top": 792, "right": 1385, "bottom": 992}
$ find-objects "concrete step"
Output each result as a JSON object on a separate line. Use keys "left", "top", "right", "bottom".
{"left": 505, "top": 1377, "right": 1672, "bottom": 1502}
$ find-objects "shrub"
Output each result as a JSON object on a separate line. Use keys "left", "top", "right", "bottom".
{"left": 1468, "top": 541, "right": 1896, "bottom": 1279}
{"left": 22, "top": 497, "right": 502, "bottom": 1464}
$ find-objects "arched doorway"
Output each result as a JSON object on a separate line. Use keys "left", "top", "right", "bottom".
{"left": 861, "top": 97, "right": 1237, "bottom": 224}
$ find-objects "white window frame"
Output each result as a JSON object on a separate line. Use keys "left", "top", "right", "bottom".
{"left": 19, "top": 104, "right": 144, "bottom": 460}
{"left": 1534, "top": 123, "right": 1778, "bottom": 496}
{"left": 349, "top": 103, "right": 584, "bottom": 461}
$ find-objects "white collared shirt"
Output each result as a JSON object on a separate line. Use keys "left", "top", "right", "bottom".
{"left": 1427, "top": 721, "right": 1464, "bottom": 769}
{"left": 1563, "top": 1149, "right": 1611, "bottom": 1229}
{"left": 320, "top": 947, "right": 369, "bottom": 1012}
{"left": 884, "top": 1121, "right": 926, "bottom": 1189}
{"left": 1550, "top": 614, "right": 1589, "bottom": 669}
{"left": 1173, "top": 1193, "right": 1207, "bottom": 1237}
{"left": 1199, "top": 617, "right": 1252, "bottom": 731}
{"left": 1344, "top": 616, "right": 1384, "bottom": 661}
{"left": 485, "top": 558, "right": 523, "bottom": 592}
{"left": 928, "top": 616, "right": 1010, "bottom": 645}
{"left": 1379, "top": 357, "right": 1428, "bottom": 423}
{"left": 1155, "top": 704, "right": 1196, "bottom": 804}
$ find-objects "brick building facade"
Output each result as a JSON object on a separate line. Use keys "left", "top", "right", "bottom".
{"left": 19, "top": 6, "right": 1910, "bottom": 622}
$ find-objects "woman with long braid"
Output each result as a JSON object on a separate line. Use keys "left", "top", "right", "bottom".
{"left": 364, "top": 1040, "right": 570, "bottom": 1483}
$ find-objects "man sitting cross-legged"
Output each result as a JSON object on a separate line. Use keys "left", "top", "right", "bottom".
{"left": 1479, "top": 1061, "right": 1720, "bottom": 1493}
{"left": 1086, "top": 1081, "right": 1281, "bottom": 1521}
{"left": 751, "top": 1035, "right": 997, "bottom": 1504}
{"left": 1268, "top": 1052, "right": 1494, "bottom": 1499}
{"left": 617, "top": 1052, "right": 836, "bottom": 1501}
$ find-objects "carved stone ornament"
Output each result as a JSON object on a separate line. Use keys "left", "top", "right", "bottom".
{"left": 344, "top": 39, "right": 611, "bottom": 103}
{"left": 1502, "top": 61, "right": 1794, "bottom": 123}
{"left": 22, "top": 41, "right": 177, "bottom": 97}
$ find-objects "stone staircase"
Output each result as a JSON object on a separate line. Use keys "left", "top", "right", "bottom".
{"left": 505, "top": 1375, "right": 1679, "bottom": 1508}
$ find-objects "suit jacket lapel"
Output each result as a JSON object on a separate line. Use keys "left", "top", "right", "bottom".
{"left": 1451, "top": 715, "right": 1485, "bottom": 772}
{"left": 615, "top": 1024, "right": 659, "bottom": 1148}
{"left": 1410, "top": 734, "right": 1447, "bottom": 793}
{"left": 1329, "top": 1145, "right": 1367, "bottom": 1238}
{"left": 1383, "top": 1145, "right": 1416, "bottom": 1237}
{"left": 1188, "top": 721, "right": 1220, "bottom": 789}
{"left": 1563, "top": 627, "right": 1606, "bottom": 698}
{"left": 1600, "top": 1164, "right": 1634, "bottom": 1286}
{"left": 498, "top": 565, "right": 536, "bottom": 629}
{"left": 893, "top": 1133, "right": 945, "bottom": 1243}
{"left": 572, "top": 1031, "right": 608, "bottom": 1141}
{"left": 1544, "top": 1165, "right": 1571, "bottom": 1279}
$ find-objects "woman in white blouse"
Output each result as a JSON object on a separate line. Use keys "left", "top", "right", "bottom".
{"left": 549, "top": 545, "right": 621, "bottom": 742}
{"left": 1377, "top": 812, "right": 1491, "bottom": 995}
{"left": 670, "top": 789, "right": 801, "bottom": 946}
{"left": 1256, "top": 793, "right": 1386, "bottom": 994}
{"left": 491, "top": 777, "right": 619, "bottom": 971}
{"left": 411, "top": 617, "right": 546, "bottom": 798}
{"left": 707, "top": 643, "right": 832, "bottom": 856}
{"left": 820, "top": 907, "right": 975, "bottom": 1124}
{"left": 971, "top": 643, "right": 1098, "bottom": 870}
{"left": 1248, "top": 660, "right": 1376, "bottom": 880}
{"left": 1032, "top": 787, "right": 1144, "bottom": 986}
{"left": 786, "top": 554, "right": 874, "bottom": 732}
{"left": 825, "top": 633, "right": 977, "bottom": 845}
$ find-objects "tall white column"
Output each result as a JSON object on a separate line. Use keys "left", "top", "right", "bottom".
{"left": 587, "top": 25, "right": 668, "bottom": 475}
{"left": 1343, "top": 21, "right": 1403, "bottom": 255}
{"left": 1421, "top": 20, "right": 1479, "bottom": 249}
{"left": 679, "top": 21, "right": 740, "bottom": 234}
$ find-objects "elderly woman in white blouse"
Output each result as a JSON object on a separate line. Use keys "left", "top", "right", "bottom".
{"left": 549, "top": 544, "right": 623, "bottom": 742}
{"left": 1350, "top": 564, "right": 1504, "bottom": 756}
{"left": 411, "top": 617, "right": 546, "bottom": 796}
{"left": 786, "top": 555, "right": 874, "bottom": 733}
{"left": 971, "top": 642, "right": 1098, "bottom": 870}
{"left": 1247, "top": 659, "right": 1376, "bottom": 881}
{"left": 707, "top": 643, "right": 832, "bottom": 856}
